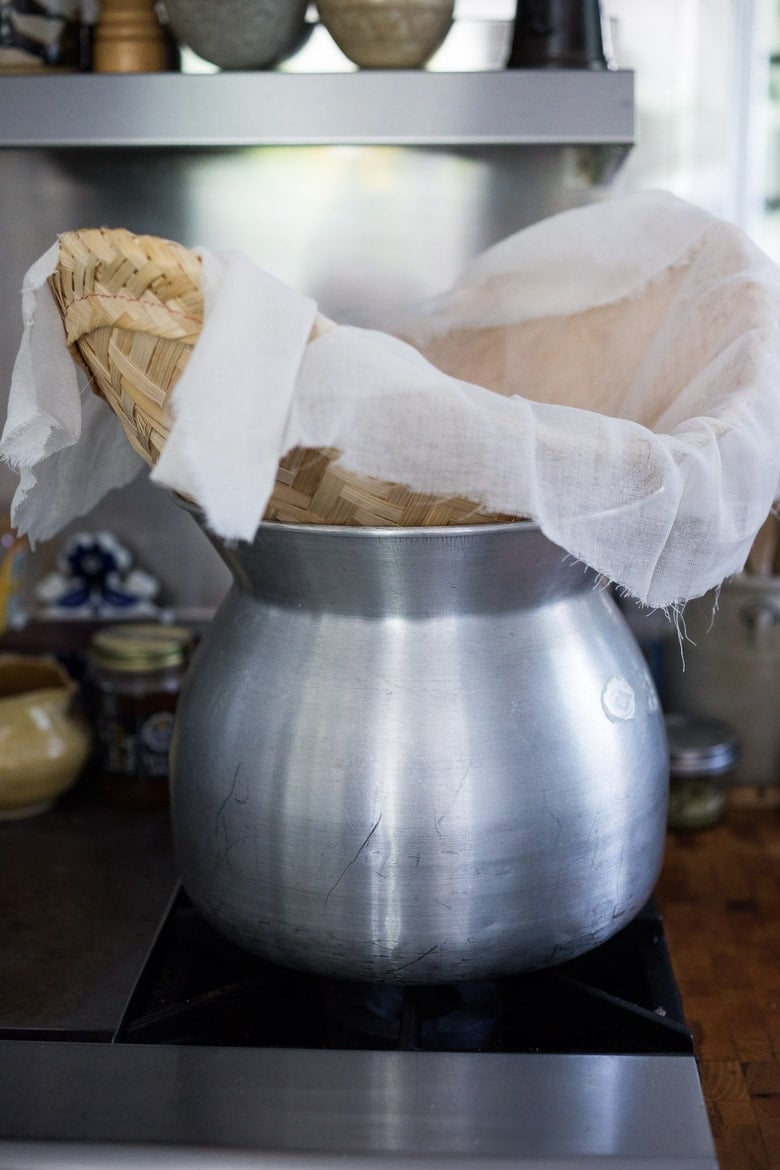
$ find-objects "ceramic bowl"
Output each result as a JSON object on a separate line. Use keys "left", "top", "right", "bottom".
{"left": 316, "top": 0, "right": 454, "bottom": 69}
{"left": 162, "top": 0, "right": 310, "bottom": 70}
{"left": 0, "top": 654, "right": 91, "bottom": 820}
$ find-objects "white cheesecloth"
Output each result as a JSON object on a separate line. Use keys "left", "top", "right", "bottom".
{"left": 3, "top": 190, "right": 780, "bottom": 609}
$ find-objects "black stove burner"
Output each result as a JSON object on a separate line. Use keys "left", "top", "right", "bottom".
{"left": 113, "top": 890, "right": 693, "bottom": 1057}
{"left": 325, "top": 979, "right": 502, "bottom": 1051}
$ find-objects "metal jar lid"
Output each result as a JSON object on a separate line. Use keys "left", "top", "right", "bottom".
{"left": 664, "top": 713, "right": 740, "bottom": 777}
{"left": 91, "top": 622, "right": 192, "bottom": 673}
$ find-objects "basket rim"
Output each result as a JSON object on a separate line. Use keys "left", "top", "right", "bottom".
{"left": 174, "top": 495, "right": 537, "bottom": 540}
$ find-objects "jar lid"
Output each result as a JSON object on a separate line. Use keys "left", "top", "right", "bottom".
{"left": 664, "top": 713, "right": 740, "bottom": 776}
{"left": 91, "top": 622, "right": 192, "bottom": 672}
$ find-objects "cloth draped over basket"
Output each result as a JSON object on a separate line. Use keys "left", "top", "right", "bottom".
{"left": 3, "top": 190, "right": 780, "bottom": 610}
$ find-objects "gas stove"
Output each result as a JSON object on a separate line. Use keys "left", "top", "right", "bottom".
{"left": 0, "top": 884, "right": 718, "bottom": 1168}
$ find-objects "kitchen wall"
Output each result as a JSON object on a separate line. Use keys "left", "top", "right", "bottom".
{"left": 0, "top": 0, "right": 773, "bottom": 616}
{"left": 608, "top": 0, "right": 772, "bottom": 242}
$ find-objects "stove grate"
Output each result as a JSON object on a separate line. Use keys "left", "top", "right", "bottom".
{"left": 113, "top": 891, "right": 694, "bottom": 1056}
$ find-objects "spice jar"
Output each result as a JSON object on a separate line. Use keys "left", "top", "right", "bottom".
{"left": 665, "top": 713, "right": 740, "bottom": 831}
{"left": 90, "top": 622, "right": 192, "bottom": 804}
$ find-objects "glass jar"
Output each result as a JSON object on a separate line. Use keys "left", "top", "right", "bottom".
{"left": 665, "top": 713, "right": 740, "bottom": 831}
{"left": 89, "top": 622, "right": 192, "bottom": 804}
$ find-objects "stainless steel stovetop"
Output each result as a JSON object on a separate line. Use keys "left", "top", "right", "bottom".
{"left": 0, "top": 886, "right": 718, "bottom": 1169}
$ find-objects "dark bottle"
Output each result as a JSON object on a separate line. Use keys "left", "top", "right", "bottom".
{"left": 508, "top": 0, "right": 611, "bottom": 70}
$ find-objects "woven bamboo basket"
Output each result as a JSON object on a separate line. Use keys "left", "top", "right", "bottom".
{"left": 48, "top": 227, "right": 518, "bottom": 527}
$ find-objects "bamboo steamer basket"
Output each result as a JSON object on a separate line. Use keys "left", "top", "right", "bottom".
{"left": 48, "top": 228, "right": 518, "bottom": 528}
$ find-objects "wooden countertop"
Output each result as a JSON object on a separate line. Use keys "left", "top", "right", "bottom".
{"left": 656, "top": 807, "right": 780, "bottom": 1170}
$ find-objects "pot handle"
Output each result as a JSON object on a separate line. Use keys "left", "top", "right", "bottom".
{"left": 739, "top": 598, "right": 780, "bottom": 647}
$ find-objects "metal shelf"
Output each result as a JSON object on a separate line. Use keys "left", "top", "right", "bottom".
{"left": 0, "top": 69, "right": 634, "bottom": 148}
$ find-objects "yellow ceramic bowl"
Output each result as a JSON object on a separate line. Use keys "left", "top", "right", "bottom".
{"left": 0, "top": 654, "right": 91, "bottom": 819}
{"left": 316, "top": 0, "right": 454, "bottom": 69}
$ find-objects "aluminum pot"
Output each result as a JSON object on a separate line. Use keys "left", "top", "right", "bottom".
{"left": 170, "top": 521, "right": 668, "bottom": 983}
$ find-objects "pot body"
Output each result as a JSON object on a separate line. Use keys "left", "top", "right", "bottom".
{"left": 171, "top": 522, "right": 668, "bottom": 983}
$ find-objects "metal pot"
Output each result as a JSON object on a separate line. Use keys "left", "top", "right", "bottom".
{"left": 170, "top": 521, "right": 668, "bottom": 983}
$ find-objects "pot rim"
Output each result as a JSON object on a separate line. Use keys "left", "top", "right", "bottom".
{"left": 176, "top": 497, "right": 540, "bottom": 541}
{"left": 256, "top": 518, "right": 540, "bottom": 540}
